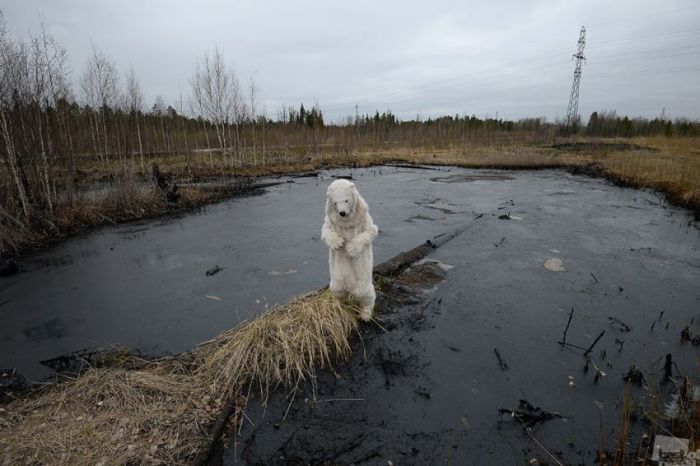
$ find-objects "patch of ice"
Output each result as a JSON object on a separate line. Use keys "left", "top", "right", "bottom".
{"left": 544, "top": 257, "right": 566, "bottom": 272}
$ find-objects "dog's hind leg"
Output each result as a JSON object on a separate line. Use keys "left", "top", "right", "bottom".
{"left": 354, "top": 283, "right": 376, "bottom": 321}
{"left": 329, "top": 280, "right": 349, "bottom": 302}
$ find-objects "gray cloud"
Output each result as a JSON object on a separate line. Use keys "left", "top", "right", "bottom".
{"left": 4, "top": 0, "right": 700, "bottom": 122}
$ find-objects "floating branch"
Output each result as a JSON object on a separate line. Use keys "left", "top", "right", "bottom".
{"left": 560, "top": 307, "right": 575, "bottom": 347}
{"left": 584, "top": 330, "right": 606, "bottom": 356}
{"left": 494, "top": 348, "right": 509, "bottom": 371}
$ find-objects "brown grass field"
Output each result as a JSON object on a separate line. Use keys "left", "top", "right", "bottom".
{"left": 2, "top": 136, "right": 698, "bottom": 258}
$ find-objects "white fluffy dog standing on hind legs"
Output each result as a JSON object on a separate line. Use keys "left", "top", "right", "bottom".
{"left": 322, "top": 179, "right": 379, "bottom": 321}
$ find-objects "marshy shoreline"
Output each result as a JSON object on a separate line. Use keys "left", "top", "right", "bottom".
{"left": 3, "top": 136, "right": 699, "bottom": 262}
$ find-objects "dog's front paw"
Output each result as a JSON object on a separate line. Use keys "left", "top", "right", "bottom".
{"left": 326, "top": 234, "right": 344, "bottom": 250}
{"left": 345, "top": 239, "right": 364, "bottom": 257}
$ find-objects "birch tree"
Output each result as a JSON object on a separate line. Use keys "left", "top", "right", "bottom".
{"left": 80, "top": 44, "right": 119, "bottom": 162}
{"left": 0, "top": 11, "right": 31, "bottom": 217}
{"left": 190, "top": 47, "right": 242, "bottom": 166}
{"left": 125, "top": 67, "right": 145, "bottom": 172}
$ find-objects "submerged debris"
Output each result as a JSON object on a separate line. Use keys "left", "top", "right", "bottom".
{"left": 498, "top": 212, "right": 511, "bottom": 220}
{"left": 623, "top": 364, "right": 645, "bottom": 386}
{"left": 494, "top": 348, "right": 509, "bottom": 371}
{"left": 663, "top": 354, "right": 673, "bottom": 382}
{"left": 680, "top": 325, "right": 700, "bottom": 345}
{"left": 205, "top": 265, "right": 223, "bottom": 276}
{"left": 615, "top": 338, "right": 625, "bottom": 353}
{"left": 498, "top": 399, "right": 563, "bottom": 428}
{"left": 608, "top": 316, "right": 631, "bottom": 332}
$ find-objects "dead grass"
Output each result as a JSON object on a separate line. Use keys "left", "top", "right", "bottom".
{"left": 0, "top": 289, "right": 359, "bottom": 465}
{"left": 4, "top": 136, "right": 698, "bottom": 257}
{"left": 196, "top": 289, "right": 358, "bottom": 410}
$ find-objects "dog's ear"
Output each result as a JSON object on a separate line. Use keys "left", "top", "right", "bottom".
{"left": 353, "top": 186, "right": 368, "bottom": 217}
{"left": 325, "top": 195, "right": 333, "bottom": 217}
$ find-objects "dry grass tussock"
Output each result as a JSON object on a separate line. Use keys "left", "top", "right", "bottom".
{"left": 0, "top": 182, "right": 230, "bottom": 256}
{"left": 0, "top": 289, "right": 359, "bottom": 465}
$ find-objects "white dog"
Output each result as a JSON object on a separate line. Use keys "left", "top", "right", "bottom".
{"left": 321, "top": 179, "right": 379, "bottom": 321}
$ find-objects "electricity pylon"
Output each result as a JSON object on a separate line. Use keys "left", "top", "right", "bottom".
{"left": 566, "top": 26, "right": 586, "bottom": 128}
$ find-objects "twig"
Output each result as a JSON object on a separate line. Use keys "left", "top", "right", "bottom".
{"left": 608, "top": 316, "right": 631, "bottom": 332}
{"left": 561, "top": 307, "right": 574, "bottom": 347}
{"left": 282, "top": 385, "right": 298, "bottom": 421}
{"left": 370, "top": 317, "right": 388, "bottom": 333}
{"left": 511, "top": 413, "right": 565, "bottom": 466}
{"left": 590, "top": 272, "right": 598, "bottom": 284}
{"left": 494, "top": 348, "right": 509, "bottom": 371}
{"left": 584, "top": 330, "right": 606, "bottom": 356}
{"left": 95, "top": 213, "right": 117, "bottom": 224}
{"left": 663, "top": 354, "right": 673, "bottom": 382}
{"left": 557, "top": 341, "right": 589, "bottom": 351}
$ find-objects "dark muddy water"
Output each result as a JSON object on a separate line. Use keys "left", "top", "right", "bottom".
{"left": 220, "top": 168, "right": 700, "bottom": 465}
{"left": 3, "top": 166, "right": 700, "bottom": 464}
{"left": 2, "top": 165, "right": 471, "bottom": 380}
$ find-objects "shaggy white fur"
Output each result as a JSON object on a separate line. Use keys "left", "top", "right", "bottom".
{"left": 321, "top": 179, "right": 379, "bottom": 321}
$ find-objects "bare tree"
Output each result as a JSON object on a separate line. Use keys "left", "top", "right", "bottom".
{"left": 0, "top": 11, "right": 31, "bottom": 217}
{"left": 125, "top": 67, "right": 145, "bottom": 172}
{"left": 151, "top": 95, "right": 170, "bottom": 155}
{"left": 190, "top": 46, "right": 241, "bottom": 166}
{"left": 81, "top": 44, "right": 119, "bottom": 163}
{"left": 249, "top": 73, "right": 258, "bottom": 165}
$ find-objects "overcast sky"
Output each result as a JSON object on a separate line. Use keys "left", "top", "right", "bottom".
{"left": 3, "top": 0, "right": 700, "bottom": 122}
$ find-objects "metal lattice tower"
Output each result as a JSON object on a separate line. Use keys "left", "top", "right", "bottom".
{"left": 565, "top": 26, "right": 586, "bottom": 127}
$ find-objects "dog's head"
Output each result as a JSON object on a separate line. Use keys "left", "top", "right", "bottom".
{"left": 326, "top": 179, "right": 366, "bottom": 222}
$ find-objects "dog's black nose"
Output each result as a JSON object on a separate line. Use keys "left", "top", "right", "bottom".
{"left": 339, "top": 211, "right": 346, "bottom": 217}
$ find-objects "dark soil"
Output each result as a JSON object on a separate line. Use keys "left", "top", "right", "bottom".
{"left": 550, "top": 142, "right": 658, "bottom": 152}
{"left": 223, "top": 261, "right": 450, "bottom": 466}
